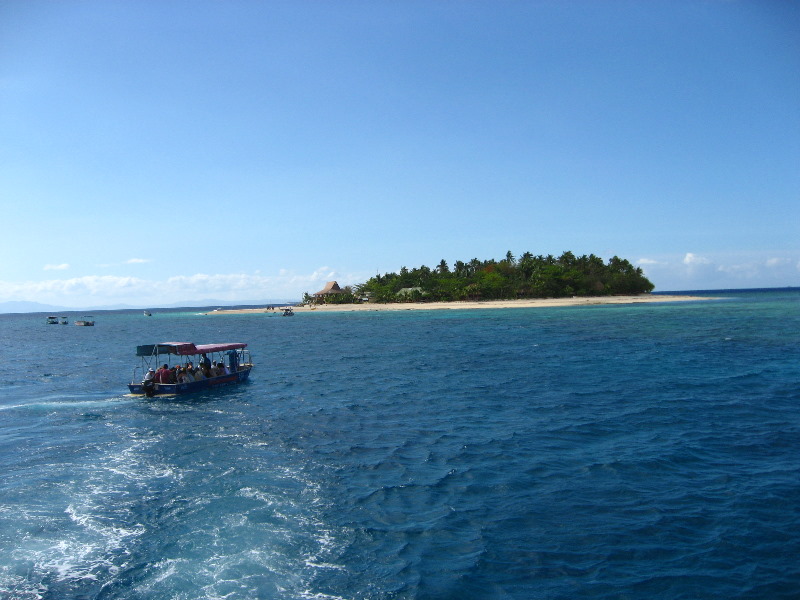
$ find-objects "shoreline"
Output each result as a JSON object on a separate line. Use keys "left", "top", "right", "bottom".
{"left": 204, "top": 294, "right": 713, "bottom": 315}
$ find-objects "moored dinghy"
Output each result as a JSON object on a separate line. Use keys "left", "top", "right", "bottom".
{"left": 129, "top": 341, "right": 253, "bottom": 396}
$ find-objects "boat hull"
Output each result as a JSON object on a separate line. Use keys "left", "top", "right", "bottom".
{"left": 128, "top": 367, "right": 252, "bottom": 396}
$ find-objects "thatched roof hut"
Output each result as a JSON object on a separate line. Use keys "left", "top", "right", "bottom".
{"left": 313, "top": 281, "right": 344, "bottom": 297}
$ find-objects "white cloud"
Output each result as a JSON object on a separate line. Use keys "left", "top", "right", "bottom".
{"left": 718, "top": 257, "right": 796, "bottom": 278}
{"left": 682, "top": 253, "right": 711, "bottom": 266}
{"left": 0, "top": 275, "right": 146, "bottom": 301}
{"left": 126, "top": 258, "right": 150, "bottom": 264}
{"left": 0, "top": 266, "right": 367, "bottom": 308}
{"left": 636, "top": 251, "right": 800, "bottom": 291}
{"left": 43, "top": 263, "right": 69, "bottom": 271}
{"left": 717, "top": 261, "right": 758, "bottom": 276}
{"left": 765, "top": 257, "right": 790, "bottom": 268}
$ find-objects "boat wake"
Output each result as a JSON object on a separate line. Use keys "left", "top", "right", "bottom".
{"left": 0, "top": 406, "right": 351, "bottom": 600}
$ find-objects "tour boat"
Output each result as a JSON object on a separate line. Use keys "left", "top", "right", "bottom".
{"left": 46, "top": 316, "right": 59, "bottom": 324}
{"left": 144, "top": 310, "right": 152, "bottom": 316}
{"left": 75, "top": 316, "right": 95, "bottom": 326}
{"left": 128, "top": 342, "right": 253, "bottom": 397}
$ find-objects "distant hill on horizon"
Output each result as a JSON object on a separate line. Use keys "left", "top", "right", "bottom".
{"left": 0, "top": 301, "right": 73, "bottom": 314}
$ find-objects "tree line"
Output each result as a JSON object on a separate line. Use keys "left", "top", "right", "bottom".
{"left": 347, "top": 251, "right": 654, "bottom": 303}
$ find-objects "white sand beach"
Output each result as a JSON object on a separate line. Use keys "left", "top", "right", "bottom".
{"left": 205, "top": 294, "right": 710, "bottom": 315}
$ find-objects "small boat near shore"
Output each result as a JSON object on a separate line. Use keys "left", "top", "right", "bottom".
{"left": 144, "top": 310, "right": 152, "bottom": 317}
{"left": 46, "top": 316, "right": 59, "bottom": 324}
{"left": 75, "top": 316, "right": 95, "bottom": 326}
{"left": 128, "top": 341, "right": 253, "bottom": 397}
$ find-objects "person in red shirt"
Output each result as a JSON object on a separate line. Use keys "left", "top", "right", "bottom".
{"left": 155, "top": 364, "right": 171, "bottom": 384}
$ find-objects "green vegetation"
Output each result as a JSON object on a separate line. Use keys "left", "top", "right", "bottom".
{"left": 352, "top": 251, "right": 654, "bottom": 303}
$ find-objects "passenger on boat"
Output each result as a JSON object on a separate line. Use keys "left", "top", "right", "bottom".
{"left": 155, "top": 364, "right": 171, "bottom": 384}
{"left": 142, "top": 368, "right": 156, "bottom": 396}
{"left": 227, "top": 350, "right": 239, "bottom": 372}
{"left": 193, "top": 367, "right": 206, "bottom": 380}
{"left": 201, "top": 354, "right": 211, "bottom": 370}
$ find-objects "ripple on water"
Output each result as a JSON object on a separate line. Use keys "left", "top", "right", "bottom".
{"left": 2, "top": 296, "right": 800, "bottom": 598}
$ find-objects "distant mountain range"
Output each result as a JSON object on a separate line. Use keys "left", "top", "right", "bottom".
{"left": 0, "top": 301, "right": 73, "bottom": 314}
{"left": 0, "top": 299, "right": 297, "bottom": 314}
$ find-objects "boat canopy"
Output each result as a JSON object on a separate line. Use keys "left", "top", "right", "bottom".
{"left": 136, "top": 342, "right": 248, "bottom": 357}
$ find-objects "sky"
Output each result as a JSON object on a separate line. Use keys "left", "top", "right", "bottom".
{"left": 1, "top": 1, "right": 798, "bottom": 309}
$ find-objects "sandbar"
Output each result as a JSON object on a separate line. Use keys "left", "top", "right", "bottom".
{"left": 205, "top": 294, "right": 711, "bottom": 315}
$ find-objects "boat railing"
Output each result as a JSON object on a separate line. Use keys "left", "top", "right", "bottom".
{"left": 131, "top": 366, "right": 142, "bottom": 384}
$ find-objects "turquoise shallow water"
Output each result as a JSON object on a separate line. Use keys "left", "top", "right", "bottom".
{"left": 1, "top": 290, "right": 799, "bottom": 599}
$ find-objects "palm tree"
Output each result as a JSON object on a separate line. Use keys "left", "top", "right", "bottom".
{"left": 518, "top": 252, "right": 535, "bottom": 280}
{"left": 469, "top": 258, "right": 481, "bottom": 275}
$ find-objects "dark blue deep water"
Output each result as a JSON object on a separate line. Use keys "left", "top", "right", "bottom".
{"left": 1, "top": 290, "right": 799, "bottom": 599}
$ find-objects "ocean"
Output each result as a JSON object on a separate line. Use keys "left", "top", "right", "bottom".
{"left": 1, "top": 289, "right": 799, "bottom": 600}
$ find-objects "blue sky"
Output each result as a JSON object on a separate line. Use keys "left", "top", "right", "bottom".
{"left": 1, "top": 1, "right": 798, "bottom": 308}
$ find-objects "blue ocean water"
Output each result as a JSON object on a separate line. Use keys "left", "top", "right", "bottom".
{"left": 1, "top": 290, "right": 799, "bottom": 600}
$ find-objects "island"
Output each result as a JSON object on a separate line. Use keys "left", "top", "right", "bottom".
{"left": 305, "top": 251, "right": 656, "bottom": 305}
{"left": 207, "top": 251, "right": 711, "bottom": 315}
